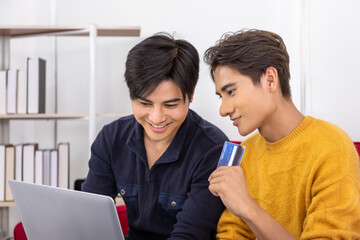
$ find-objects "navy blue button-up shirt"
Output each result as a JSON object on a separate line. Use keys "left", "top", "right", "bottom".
{"left": 82, "top": 109, "right": 228, "bottom": 240}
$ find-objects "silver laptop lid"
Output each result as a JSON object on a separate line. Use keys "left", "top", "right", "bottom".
{"left": 8, "top": 180, "right": 124, "bottom": 240}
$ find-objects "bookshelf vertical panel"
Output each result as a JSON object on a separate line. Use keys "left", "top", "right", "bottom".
{"left": 88, "top": 24, "right": 97, "bottom": 155}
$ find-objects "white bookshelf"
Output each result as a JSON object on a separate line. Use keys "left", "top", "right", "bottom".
{"left": 0, "top": 24, "right": 140, "bottom": 239}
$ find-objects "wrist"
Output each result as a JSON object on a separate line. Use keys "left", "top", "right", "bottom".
{"left": 239, "top": 197, "right": 261, "bottom": 224}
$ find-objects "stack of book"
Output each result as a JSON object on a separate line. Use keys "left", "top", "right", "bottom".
{"left": 0, "top": 57, "right": 46, "bottom": 115}
{"left": 0, "top": 142, "right": 69, "bottom": 202}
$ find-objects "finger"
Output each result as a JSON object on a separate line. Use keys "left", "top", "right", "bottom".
{"left": 208, "top": 184, "right": 220, "bottom": 197}
{"left": 208, "top": 167, "right": 226, "bottom": 181}
{"left": 209, "top": 166, "right": 230, "bottom": 179}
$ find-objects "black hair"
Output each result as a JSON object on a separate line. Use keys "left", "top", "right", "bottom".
{"left": 125, "top": 32, "right": 199, "bottom": 102}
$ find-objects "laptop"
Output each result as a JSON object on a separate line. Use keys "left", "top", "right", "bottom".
{"left": 8, "top": 179, "right": 125, "bottom": 240}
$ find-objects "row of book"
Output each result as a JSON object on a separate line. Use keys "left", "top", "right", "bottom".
{"left": 0, "top": 57, "right": 46, "bottom": 115}
{"left": 0, "top": 142, "right": 69, "bottom": 202}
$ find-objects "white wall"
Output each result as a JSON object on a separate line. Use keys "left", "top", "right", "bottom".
{"left": 53, "top": 0, "right": 305, "bottom": 185}
{"left": 55, "top": 0, "right": 303, "bottom": 141}
{"left": 1, "top": 0, "right": 360, "bottom": 236}
{"left": 307, "top": 0, "right": 360, "bottom": 141}
{"left": 1, "top": 0, "right": 360, "bottom": 186}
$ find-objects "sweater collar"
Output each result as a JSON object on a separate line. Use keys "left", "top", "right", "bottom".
{"left": 260, "top": 115, "right": 315, "bottom": 151}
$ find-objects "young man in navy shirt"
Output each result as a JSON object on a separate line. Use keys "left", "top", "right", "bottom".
{"left": 82, "top": 33, "right": 228, "bottom": 240}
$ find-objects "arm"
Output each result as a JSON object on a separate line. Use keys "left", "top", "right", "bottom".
{"left": 208, "top": 166, "right": 296, "bottom": 240}
{"left": 81, "top": 129, "right": 118, "bottom": 199}
{"left": 300, "top": 145, "right": 360, "bottom": 239}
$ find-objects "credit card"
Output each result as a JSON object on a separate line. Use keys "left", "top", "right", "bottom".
{"left": 217, "top": 141, "right": 245, "bottom": 168}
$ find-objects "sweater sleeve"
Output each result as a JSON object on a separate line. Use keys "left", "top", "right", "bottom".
{"left": 216, "top": 209, "right": 255, "bottom": 239}
{"left": 300, "top": 138, "right": 360, "bottom": 239}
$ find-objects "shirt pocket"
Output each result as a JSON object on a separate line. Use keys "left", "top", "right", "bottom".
{"left": 157, "top": 192, "right": 187, "bottom": 227}
{"left": 117, "top": 183, "right": 139, "bottom": 221}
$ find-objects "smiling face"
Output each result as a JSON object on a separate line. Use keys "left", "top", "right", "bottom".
{"left": 131, "top": 79, "right": 191, "bottom": 146}
{"left": 214, "top": 66, "right": 275, "bottom": 137}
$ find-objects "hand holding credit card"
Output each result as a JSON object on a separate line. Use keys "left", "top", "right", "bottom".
{"left": 217, "top": 141, "right": 245, "bottom": 168}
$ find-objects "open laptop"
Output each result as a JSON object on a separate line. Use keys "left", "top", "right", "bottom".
{"left": 8, "top": 179, "right": 125, "bottom": 240}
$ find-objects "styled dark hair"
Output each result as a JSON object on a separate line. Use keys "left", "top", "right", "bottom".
{"left": 204, "top": 29, "right": 291, "bottom": 98}
{"left": 124, "top": 33, "right": 199, "bottom": 102}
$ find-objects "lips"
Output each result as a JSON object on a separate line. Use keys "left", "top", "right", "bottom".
{"left": 148, "top": 122, "right": 170, "bottom": 133}
{"left": 232, "top": 116, "right": 241, "bottom": 126}
{"left": 152, "top": 124, "right": 166, "bottom": 128}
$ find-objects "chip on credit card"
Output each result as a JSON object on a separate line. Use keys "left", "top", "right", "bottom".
{"left": 217, "top": 141, "right": 245, "bottom": 168}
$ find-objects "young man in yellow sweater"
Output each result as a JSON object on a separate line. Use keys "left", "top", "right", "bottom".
{"left": 204, "top": 29, "right": 360, "bottom": 239}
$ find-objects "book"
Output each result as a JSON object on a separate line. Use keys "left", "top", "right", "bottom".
{"left": 27, "top": 57, "right": 46, "bottom": 114}
{"left": 50, "top": 149, "right": 58, "bottom": 187}
{"left": 58, "top": 142, "right": 70, "bottom": 189}
{"left": 35, "top": 149, "right": 44, "bottom": 184}
{"left": 0, "top": 70, "right": 6, "bottom": 114}
{"left": 42, "top": 149, "right": 51, "bottom": 186}
{"left": 17, "top": 70, "right": 27, "bottom": 114}
{"left": 15, "top": 144, "right": 24, "bottom": 181}
{"left": 22, "top": 143, "right": 38, "bottom": 183}
{"left": 6, "top": 69, "right": 18, "bottom": 114}
{"left": 0, "top": 145, "right": 5, "bottom": 201}
{"left": 5, "top": 145, "right": 15, "bottom": 201}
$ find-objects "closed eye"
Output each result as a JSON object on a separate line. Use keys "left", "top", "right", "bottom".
{"left": 165, "top": 103, "right": 178, "bottom": 108}
{"left": 139, "top": 101, "right": 152, "bottom": 106}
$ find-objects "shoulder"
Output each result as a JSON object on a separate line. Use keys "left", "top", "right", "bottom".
{"left": 187, "top": 109, "right": 229, "bottom": 145}
{"left": 306, "top": 116, "right": 355, "bottom": 150}
{"left": 102, "top": 114, "right": 136, "bottom": 132}
{"left": 285, "top": 116, "right": 360, "bottom": 185}
{"left": 97, "top": 114, "right": 137, "bottom": 143}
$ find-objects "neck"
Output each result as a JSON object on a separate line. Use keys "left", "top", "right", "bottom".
{"left": 259, "top": 98, "right": 305, "bottom": 142}
{"left": 144, "top": 136, "right": 172, "bottom": 169}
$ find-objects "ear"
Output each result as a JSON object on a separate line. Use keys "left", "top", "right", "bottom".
{"left": 264, "top": 67, "right": 279, "bottom": 94}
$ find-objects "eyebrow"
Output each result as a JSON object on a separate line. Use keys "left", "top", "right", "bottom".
{"left": 138, "top": 97, "right": 182, "bottom": 104}
{"left": 215, "top": 82, "right": 237, "bottom": 96}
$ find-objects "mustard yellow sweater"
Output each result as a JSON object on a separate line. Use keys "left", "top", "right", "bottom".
{"left": 217, "top": 116, "right": 360, "bottom": 239}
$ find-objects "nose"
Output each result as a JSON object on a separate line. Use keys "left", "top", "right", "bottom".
{"left": 219, "top": 98, "right": 233, "bottom": 117}
{"left": 149, "top": 105, "right": 166, "bottom": 124}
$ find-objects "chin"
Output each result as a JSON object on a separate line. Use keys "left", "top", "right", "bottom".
{"left": 237, "top": 127, "right": 253, "bottom": 137}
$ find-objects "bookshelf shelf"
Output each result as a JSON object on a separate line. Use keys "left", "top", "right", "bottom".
{"left": 0, "top": 201, "right": 15, "bottom": 207}
{"left": 0, "top": 113, "right": 130, "bottom": 120}
{"left": 0, "top": 113, "right": 87, "bottom": 120}
{"left": 0, "top": 24, "right": 140, "bottom": 238}
{"left": 0, "top": 25, "right": 140, "bottom": 38}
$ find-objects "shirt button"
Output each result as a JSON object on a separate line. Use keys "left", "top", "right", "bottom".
{"left": 120, "top": 189, "right": 126, "bottom": 196}
{"left": 171, "top": 201, "right": 176, "bottom": 208}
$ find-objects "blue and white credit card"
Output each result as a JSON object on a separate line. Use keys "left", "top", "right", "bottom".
{"left": 217, "top": 141, "right": 245, "bottom": 168}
